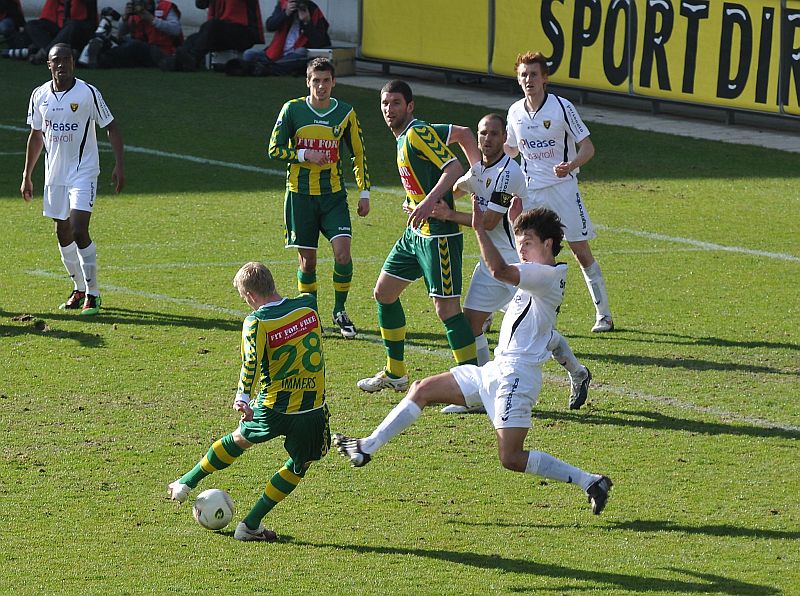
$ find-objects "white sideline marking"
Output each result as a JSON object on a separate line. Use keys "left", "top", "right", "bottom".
{"left": 2, "top": 123, "right": 798, "bottom": 263}
{"left": 26, "top": 268, "right": 800, "bottom": 434}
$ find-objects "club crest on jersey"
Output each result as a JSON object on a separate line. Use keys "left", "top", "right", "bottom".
{"left": 543, "top": 119, "right": 551, "bottom": 129}
{"left": 70, "top": 103, "right": 79, "bottom": 112}
{"left": 485, "top": 177, "right": 492, "bottom": 189}
{"left": 332, "top": 125, "right": 341, "bottom": 137}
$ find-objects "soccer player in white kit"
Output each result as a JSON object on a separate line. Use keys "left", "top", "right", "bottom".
{"left": 505, "top": 51, "right": 613, "bottom": 333}
{"left": 430, "top": 114, "right": 592, "bottom": 412}
{"left": 21, "top": 43, "right": 125, "bottom": 316}
{"left": 333, "top": 200, "right": 613, "bottom": 515}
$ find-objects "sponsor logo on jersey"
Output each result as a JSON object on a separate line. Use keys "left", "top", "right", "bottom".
{"left": 70, "top": 103, "right": 79, "bottom": 112}
{"left": 543, "top": 119, "right": 551, "bottom": 129}
{"left": 297, "top": 137, "right": 340, "bottom": 163}
{"left": 398, "top": 165, "right": 424, "bottom": 196}
{"left": 268, "top": 312, "right": 320, "bottom": 347}
{"left": 520, "top": 138, "right": 556, "bottom": 149}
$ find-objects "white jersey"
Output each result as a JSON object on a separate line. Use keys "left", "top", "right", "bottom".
{"left": 506, "top": 93, "right": 589, "bottom": 190}
{"left": 455, "top": 155, "right": 528, "bottom": 264}
{"left": 494, "top": 262, "right": 567, "bottom": 366}
{"left": 27, "top": 78, "right": 114, "bottom": 186}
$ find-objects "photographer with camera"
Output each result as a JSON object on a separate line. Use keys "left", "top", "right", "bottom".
{"left": 81, "top": 0, "right": 182, "bottom": 68}
{"left": 161, "top": 0, "right": 263, "bottom": 72}
{"left": 227, "top": 0, "right": 329, "bottom": 76}
{"left": 23, "top": 0, "right": 99, "bottom": 64}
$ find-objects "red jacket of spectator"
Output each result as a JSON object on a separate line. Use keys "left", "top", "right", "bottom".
{"left": 207, "top": 0, "right": 264, "bottom": 43}
{"left": 265, "top": 0, "right": 328, "bottom": 61}
{"left": 40, "top": 0, "right": 98, "bottom": 27}
{"left": 129, "top": 0, "right": 183, "bottom": 56}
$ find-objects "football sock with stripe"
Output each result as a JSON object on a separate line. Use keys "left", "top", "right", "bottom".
{"left": 377, "top": 298, "right": 406, "bottom": 378}
{"left": 546, "top": 330, "right": 583, "bottom": 376}
{"left": 444, "top": 312, "right": 477, "bottom": 365}
{"left": 475, "top": 333, "right": 491, "bottom": 366}
{"left": 243, "top": 459, "right": 306, "bottom": 529}
{"left": 361, "top": 396, "right": 422, "bottom": 454}
{"left": 581, "top": 260, "right": 611, "bottom": 319}
{"left": 76, "top": 242, "right": 98, "bottom": 296}
{"left": 525, "top": 450, "right": 595, "bottom": 490}
{"left": 179, "top": 433, "right": 245, "bottom": 488}
{"left": 332, "top": 259, "right": 353, "bottom": 315}
{"left": 297, "top": 268, "right": 317, "bottom": 295}
{"left": 59, "top": 241, "right": 85, "bottom": 291}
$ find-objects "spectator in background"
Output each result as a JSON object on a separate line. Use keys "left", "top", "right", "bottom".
{"left": 24, "top": 0, "right": 98, "bottom": 64}
{"left": 228, "top": 0, "right": 329, "bottom": 76}
{"left": 161, "top": 0, "right": 263, "bottom": 72}
{"left": 0, "top": 0, "right": 24, "bottom": 44}
{"left": 81, "top": 0, "right": 182, "bottom": 68}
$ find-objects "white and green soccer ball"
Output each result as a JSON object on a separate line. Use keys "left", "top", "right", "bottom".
{"left": 192, "top": 489, "right": 234, "bottom": 531}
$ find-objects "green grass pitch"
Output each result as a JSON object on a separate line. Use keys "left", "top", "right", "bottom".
{"left": 1, "top": 62, "right": 798, "bottom": 594}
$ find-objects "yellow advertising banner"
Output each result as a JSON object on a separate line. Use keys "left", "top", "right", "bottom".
{"left": 785, "top": 0, "right": 800, "bottom": 115}
{"left": 361, "top": 0, "right": 489, "bottom": 73}
{"left": 492, "top": 0, "right": 632, "bottom": 93}
{"left": 490, "top": 0, "right": 799, "bottom": 116}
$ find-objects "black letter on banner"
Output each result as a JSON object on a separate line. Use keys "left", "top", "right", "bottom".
{"left": 569, "top": 0, "right": 602, "bottom": 79}
{"left": 779, "top": 7, "right": 800, "bottom": 107}
{"left": 542, "top": 0, "right": 565, "bottom": 74}
{"left": 754, "top": 7, "right": 775, "bottom": 105}
{"left": 603, "top": 0, "right": 637, "bottom": 86}
{"left": 640, "top": 0, "right": 674, "bottom": 90}
{"left": 717, "top": 4, "right": 753, "bottom": 99}
{"left": 680, "top": 1, "right": 710, "bottom": 94}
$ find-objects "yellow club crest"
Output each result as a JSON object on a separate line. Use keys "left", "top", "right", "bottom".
{"left": 543, "top": 119, "right": 551, "bottom": 129}
{"left": 70, "top": 103, "right": 79, "bottom": 112}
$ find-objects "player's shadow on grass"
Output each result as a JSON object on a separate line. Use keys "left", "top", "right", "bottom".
{"left": 0, "top": 310, "right": 105, "bottom": 347}
{"left": 587, "top": 329, "right": 800, "bottom": 353}
{"left": 577, "top": 350, "right": 797, "bottom": 377}
{"left": 288, "top": 539, "right": 775, "bottom": 594}
{"left": 535, "top": 409, "right": 800, "bottom": 440}
{"left": 448, "top": 519, "right": 800, "bottom": 541}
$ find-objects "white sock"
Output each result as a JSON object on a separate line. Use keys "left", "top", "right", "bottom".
{"left": 525, "top": 450, "right": 597, "bottom": 490}
{"left": 59, "top": 242, "right": 85, "bottom": 291}
{"left": 77, "top": 242, "right": 98, "bottom": 295}
{"left": 475, "top": 333, "right": 490, "bottom": 366}
{"left": 581, "top": 260, "right": 611, "bottom": 319}
{"left": 546, "top": 330, "right": 584, "bottom": 377}
{"left": 361, "top": 396, "right": 422, "bottom": 454}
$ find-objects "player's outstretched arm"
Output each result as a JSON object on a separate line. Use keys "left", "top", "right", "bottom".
{"left": 473, "top": 197, "right": 520, "bottom": 286}
{"left": 21, "top": 129, "right": 44, "bottom": 202}
{"left": 449, "top": 125, "right": 481, "bottom": 166}
{"left": 106, "top": 120, "right": 125, "bottom": 193}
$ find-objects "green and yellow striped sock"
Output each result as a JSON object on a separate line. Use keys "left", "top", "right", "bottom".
{"left": 297, "top": 268, "right": 317, "bottom": 295}
{"left": 179, "top": 433, "right": 245, "bottom": 488}
{"left": 332, "top": 260, "right": 353, "bottom": 315}
{"left": 378, "top": 299, "right": 406, "bottom": 378}
{"left": 243, "top": 459, "right": 307, "bottom": 530}
{"left": 444, "top": 312, "right": 477, "bottom": 365}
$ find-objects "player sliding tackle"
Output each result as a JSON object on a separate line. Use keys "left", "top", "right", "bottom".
{"left": 334, "top": 199, "right": 613, "bottom": 514}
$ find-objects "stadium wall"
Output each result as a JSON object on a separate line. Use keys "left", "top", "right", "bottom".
{"left": 361, "top": 0, "right": 800, "bottom": 118}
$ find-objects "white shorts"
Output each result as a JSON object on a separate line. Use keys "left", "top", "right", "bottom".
{"left": 464, "top": 261, "right": 517, "bottom": 313}
{"left": 529, "top": 178, "right": 596, "bottom": 242}
{"left": 450, "top": 359, "right": 542, "bottom": 429}
{"left": 43, "top": 177, "right": 97, "bottom": 220}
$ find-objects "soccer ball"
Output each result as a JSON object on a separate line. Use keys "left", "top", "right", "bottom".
{"left": 192, "top": 488, "right": 234, "bottom": 530}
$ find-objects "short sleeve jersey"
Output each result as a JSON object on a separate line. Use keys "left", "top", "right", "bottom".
{"left": 455, "top": 155, "right": 527, "bottom": 263}
{"left": 494, "top": 262, "right": 567, "bottom": 366}
{"left": 506, "top": 93, "right": 589, "bottom": 190}
{"left": 269, "top": 97, "right": 370, "bottom": 196}
{"left": 26, "top": 78, "right": 114, "bottom": 186}
{"left": 236, "top": 293, "right": 326, "bottom": 414}
{"left": 396, "top": 119, "right": 459, "bottom": 237}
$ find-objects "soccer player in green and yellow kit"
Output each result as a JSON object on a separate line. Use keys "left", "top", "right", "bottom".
{"left": 269, "top": 57, "right": 370, "bottom": 339}
{"left": 168, "top": 262, "right": 331, "bottom": 542}
{"left": 357, "top": 80, "right": 482, "bottom": 393}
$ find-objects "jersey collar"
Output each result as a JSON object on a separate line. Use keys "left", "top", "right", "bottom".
{"left": 305, "top": 97, "right": 338, "bottom": 117}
